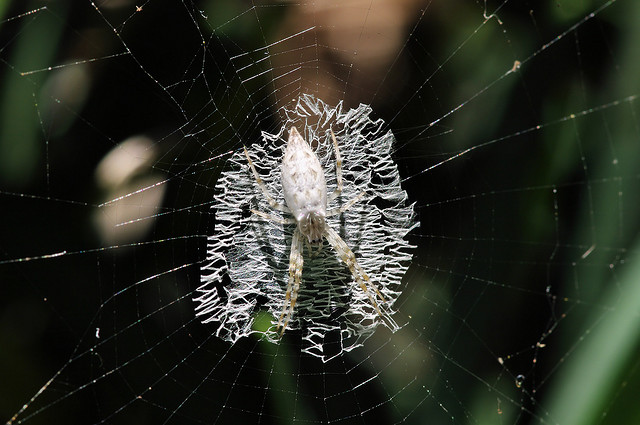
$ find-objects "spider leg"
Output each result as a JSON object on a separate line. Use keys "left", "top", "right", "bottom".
{"left": 326, "top": 191, "right": 366, "bottom": 217}
{"left": 323, "top": 226, "right": 386, "bottom": 315}
{"left": 243, "top": 146, "right": 290, "bottom": 212}
{"left": 327, "top": 129, "right": 343, "bottom": 203}
{"left": 250, "top": 209, "right": 296, "bottom": 225}
{"left": 277, "top": 227, "right": 304, "bottom": 336}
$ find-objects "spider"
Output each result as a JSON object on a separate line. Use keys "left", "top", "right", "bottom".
{"left": 243, "top": 126, "right": 386, "bottom": 336}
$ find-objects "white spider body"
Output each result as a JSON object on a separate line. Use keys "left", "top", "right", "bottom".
{"left": 281, "top": 127, "right": 327, "bottom": 244}
{"left": 243, "top": 126, "right": 385, "bottom": 335}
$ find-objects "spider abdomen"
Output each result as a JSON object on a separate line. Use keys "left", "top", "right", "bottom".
{"left": 281, "top": 127, "right": 328, "bottom": 226}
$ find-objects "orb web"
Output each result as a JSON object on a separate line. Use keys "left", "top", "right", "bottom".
{"left": 195, "top": 94, "right": 417, "bottom": 360}
{"left": 2, "top": 1, "right": 640, "bottom": 424}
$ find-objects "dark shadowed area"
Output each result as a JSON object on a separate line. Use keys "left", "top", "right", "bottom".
{"left": 1, "top": 1, "right": 640, "bottom": 424}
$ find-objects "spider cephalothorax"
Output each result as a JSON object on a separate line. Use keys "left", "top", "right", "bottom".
{"left": 244, "top": 126, "right": 385, "bottom": 335}
{"left": 298, "top": 212, "right": 325, "bottom": 245}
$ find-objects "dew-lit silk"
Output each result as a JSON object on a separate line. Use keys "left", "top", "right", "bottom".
{"left": 196, "top": 94, "right": 417, "bottom": 361}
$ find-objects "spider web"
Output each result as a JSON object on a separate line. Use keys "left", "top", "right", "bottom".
{"left": 1, "top": 1, "right": 640, "bottom": 424}
{"left": 195, "top": 94, "right": 416, "bottom": 360}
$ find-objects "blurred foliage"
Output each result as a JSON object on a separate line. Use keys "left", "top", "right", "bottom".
{"left": 1, "top": 0, "right": 639, "bottom": 424}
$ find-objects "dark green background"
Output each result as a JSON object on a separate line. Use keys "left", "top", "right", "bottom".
{"left": 1, "top": 1, "right": 639, "bottom": 424}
